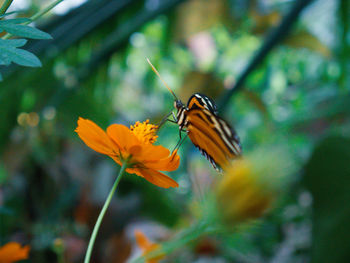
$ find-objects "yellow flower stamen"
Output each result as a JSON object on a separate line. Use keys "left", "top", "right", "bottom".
{"left": 130, "top": 119, "right": 158, "bottom": 145}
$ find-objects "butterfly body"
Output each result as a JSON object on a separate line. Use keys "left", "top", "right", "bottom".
{"left": 174, "top": 93, "right": 242, "bottom": 171}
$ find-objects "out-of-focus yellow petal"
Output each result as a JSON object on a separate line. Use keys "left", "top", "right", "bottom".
{"left": 216, "top": 154, "right": 281, "bottom": 223}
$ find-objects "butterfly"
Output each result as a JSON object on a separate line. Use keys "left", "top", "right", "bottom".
{"left": 147, "top": 59, "right": 242, "bottom": 171}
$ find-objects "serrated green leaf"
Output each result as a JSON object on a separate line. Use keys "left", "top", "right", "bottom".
{"left": 0, "top": 23, "right": 52, "bottom": 40}
{"left": 0, "top": 45, "right": 42, "bottom": 67}
{"left": 0, "top": 17, "right": 31, "bottom": 24}
{"left": 0, "top": 38, "right": 27, "bottom": 47}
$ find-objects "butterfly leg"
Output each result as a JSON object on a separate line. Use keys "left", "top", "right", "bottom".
{"left": 163, "top": 111, "right": 178, "bottom": 124}
{"left": 167, "top": 119, "right": 178, "bottom": 124}
{"left": 172, "top": 112, "right": 178, "bottom": 122}
{"left": 177, "top": 133, "right": 188, "bottom": 149}
{"left": 172, "top": 129, "right": 187, "bottom": 152}
{"left": 157, "top": 111, "right": 173, "bottom": 129}
{"left": 158, "top": 111, "right": 180, "bottom": 130}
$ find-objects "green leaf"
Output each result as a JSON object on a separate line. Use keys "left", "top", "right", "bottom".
{"left": 0, "top": 18, "right": 31, "bottom": 24}
{"left": 0, "top": 49, "right": 11, "bottom": 65}
{"left": 0, "top": 23, "right": 52, "bottom": 39}
{"left": 303, "top": 136, "right": 350, "bottom": 263}
{"left": 0, "top": 45, "right": 42, "bottom": 67}
{"left": 0, "top": 38, "right": 27, "bottom": 48}
{"left": 0, "top": 72, "right": 2, "bottom": 81}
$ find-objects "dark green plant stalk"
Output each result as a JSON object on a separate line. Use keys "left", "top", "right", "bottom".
{"left": 218, "top": 0, "right": 315, "bottom": 112}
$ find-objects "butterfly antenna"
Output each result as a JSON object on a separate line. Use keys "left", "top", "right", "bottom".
{"left": 147, "top": 58, "right": 178, "bottom": 100}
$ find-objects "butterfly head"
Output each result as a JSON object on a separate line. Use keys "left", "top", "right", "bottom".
{"left": 174, "top": 99, "right": 184, "bottom": 110}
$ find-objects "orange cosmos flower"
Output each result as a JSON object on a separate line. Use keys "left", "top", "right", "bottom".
{"left": 75, "top": 118, "right": 180, "bottom": 188}
{"left": 135, "top": 230, "right": 165, "bottom": 263}
{"left": 0, "top": 242, "right": 30, "bottom": 263}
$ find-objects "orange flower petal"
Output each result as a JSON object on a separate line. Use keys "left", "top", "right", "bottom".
{"left": 129, "top": 145, "right": 143, "bottom": 157}
{"left": 134, "top": 230, "right": 163, "bottom": 263}
{"left": 0, "top": 242, "right": 30, "bottom": 263}
{"left": 138, "top": 145, "right": 171, "bottom": 160}
{"left": 75, "top": 117, "right": 116, "bottom": 156}
{"left": 125, "top": 167, "right": 137, "bottom": 174}
{"left": 76, "top": 118, "right": 180, "bottom": 189}
{"left": 106, "top": 124, "right": 139, "bottom": 152}
{"left": 133, "top": 168, "right": 178, "bottom": 188}
{"left": 143, "top": 149, "right": 180, "bottom": 171}
{"left": 135, "top": 230, "right": 154, "bottom": 251}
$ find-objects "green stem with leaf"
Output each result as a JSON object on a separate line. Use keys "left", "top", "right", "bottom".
{"left": 83, "top": 162, "right": 128, "bottom": 263}
{"left": 26, "top": 0, "right": 65, "bottom": 24}
{"left": 2, "top": 0, "right": 65, "bottom": 39}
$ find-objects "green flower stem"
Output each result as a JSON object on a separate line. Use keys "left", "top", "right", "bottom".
{"left": 2, "top": 0, "right": 65, "bottom": 39}
{"left": 0, "top": 0, "right": 13, "bottom": 15}
{"left": 83, "top": 162, "right": 128, "bottom": 263}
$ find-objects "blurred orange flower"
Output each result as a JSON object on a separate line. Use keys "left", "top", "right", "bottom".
{"left": 75, "top": 118, "right": 180, "bottom": 188}
{"left": 135, "top": 230, "right": 164, "bottom": 263}
{"left": 0, "top": 242, "right": 30, "bottom": 263}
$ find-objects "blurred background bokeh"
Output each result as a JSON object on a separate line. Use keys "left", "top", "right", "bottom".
{"left": 0, "top": 0, "right": 349, "bottom": 262}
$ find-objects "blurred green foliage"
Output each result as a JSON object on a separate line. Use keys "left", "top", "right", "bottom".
{"left": 304, "top": 136, "right": 350, "bottom": 263}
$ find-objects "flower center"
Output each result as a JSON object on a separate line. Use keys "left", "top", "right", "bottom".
{"left": 130, "top": 119, "right": 158, "bottom": 144}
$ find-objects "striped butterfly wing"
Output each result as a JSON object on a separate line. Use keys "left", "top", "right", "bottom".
{"left": 185, "top": 108, "right": 242, "bottom": 171}
{"left": 187, "top": 93, "right": 218, "bottom": 114}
